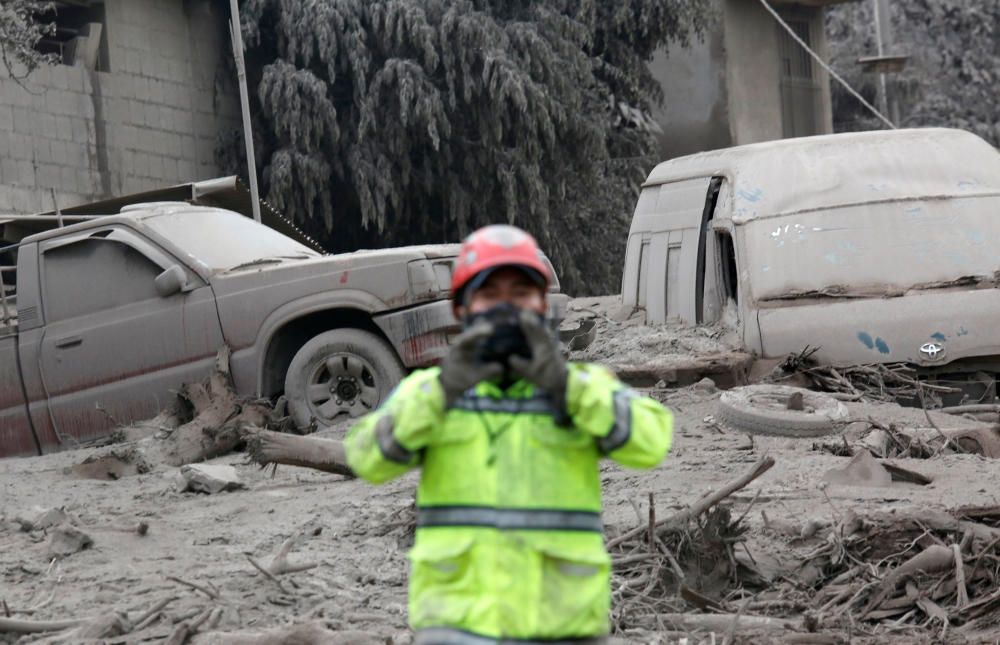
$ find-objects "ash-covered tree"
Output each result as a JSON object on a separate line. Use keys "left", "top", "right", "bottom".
{"left": 827, "top": 0, "right": 1000, "bottom": 146}
{"left": 0, "top": 0, "right": 57, "bottom": 80}
{"left": 232, "top": 0, "right": 708, "bottom": 295}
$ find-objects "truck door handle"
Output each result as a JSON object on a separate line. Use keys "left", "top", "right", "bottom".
{"left": 54, "top": 336, "right": 83, "bottom": 349}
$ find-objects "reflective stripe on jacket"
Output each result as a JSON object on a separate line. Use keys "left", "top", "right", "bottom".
{"left": 345, "top": 362, "right": 673, "bottom": 641}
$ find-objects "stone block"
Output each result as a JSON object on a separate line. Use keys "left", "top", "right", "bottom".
{"left": 11, "top": 187, "right": 40, "bottom": 213}
{"left": 44, "top": 89, "right": 67, "bottom": 116}
{"left": 138, "top": 128, "right": 157, "bottom": 151}
{"left": 36, "top": 163, "right": 59, "bottom": 189}
{"left": 148, "top": 79, "right": 164, "bottom": 104}
{"left": 38, "top": 114, "right": 57, "bottom": 139}
{"left": 126, "top": 75, "right": 147, "bottom": 99}
{"left": 56, "top": 116, "right": 74, "bottom": 142}
{"left": 0, "top": 159, "right": 18, "bottom": 184}
{"left": 177, "top": 159, "right": 195, "bottom": 181}
{"left": 125, "top": 99, "right": 141, "bottom": 126}
{"left": 120, "top": 124, "right": 138, "bottom": 150}
{"left": 133, "top": 152, "right": 150, "bottom": 177}
{"left": 67, "top": 144, "right": 87, "bottom": 169}
{"left": 69, "top": 67, "right": 87, "bottom": 93}
{"left": 48, "top": 65, "right": 71, "bottom": 91}
{"left": 33, "top": 139, "right": 53, "bottom": 163}
{"left": 8, "top": 133, "right": 31, "bottom": 160}
{"left": 47, "top": 524, "right": 93, "bottom": 558}
{"left": 49, "top": 141, "right": 70, "bottom": 165}
{"left": 71, "top": 118, "right": 90, "bottom": 143}
{"left": 16, "top": 160, "right": 35, "bottom": 186}
{"left": 77, "top": 169, "right": 97, "bottom": 195}
{"left": 0, "top": 80, "right": 33, "bottom": 107}
{"left": 59, "top": 165, "right": 77, "bottom": 193}
{"left": 12, "top": 108, "right": 33, "bottom": 135}
{"left": 148, "top": 154, "right": 164, "bottom": 179}
{"left": 175, "top": 464, "right": 244, "bottom": 494}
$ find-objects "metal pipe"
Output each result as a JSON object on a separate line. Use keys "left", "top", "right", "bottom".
{"left": 228, "top": 0, "right": 262, "bottom": 223}
{"left": 0, "top": 215, "right": 100, "bottom": 221}
{"left": 0, "top": 282, "right": 10, "bottom": 325}
{"left": 51, "top": 188, "right": 64, "bottom": 228}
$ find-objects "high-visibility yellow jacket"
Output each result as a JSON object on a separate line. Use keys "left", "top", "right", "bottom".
{"left": 345, "top": 362, "right": 673, "bottom": 643}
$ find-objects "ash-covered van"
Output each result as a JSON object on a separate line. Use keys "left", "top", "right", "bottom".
{"left": 622, "top": 128, "right": 1000, "bottom": 397}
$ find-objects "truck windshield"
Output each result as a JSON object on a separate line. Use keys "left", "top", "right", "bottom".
{"left": 142, "top": 209, "right": 320, "bottom": 271}
{"left": 744, "top": 194, "right": 1000, "bottom": 301}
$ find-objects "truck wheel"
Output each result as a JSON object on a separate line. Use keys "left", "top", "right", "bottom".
{"left": 285, "top": 329, "right": 405, "bottom": 429}
{"left": 716, "top": 384, "right": 849, "bottom": 437}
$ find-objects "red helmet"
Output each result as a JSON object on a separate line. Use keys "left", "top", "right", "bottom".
{"left": 451, "top": 225, "right": 552, "bottom": 301}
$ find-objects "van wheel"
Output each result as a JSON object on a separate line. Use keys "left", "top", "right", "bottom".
{"left": 716, "top": 384, "right": 849, "bottom": 437}
{"left": 285, "top": 329, "right": 405, "bottom": 429}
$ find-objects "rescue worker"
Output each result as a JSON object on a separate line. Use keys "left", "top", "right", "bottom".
{"left": 345, "top": 224, "right": 673, "bottom": 644}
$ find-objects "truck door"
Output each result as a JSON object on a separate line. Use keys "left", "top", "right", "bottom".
{"left": 36, "top": 227, "right": 224, "bottom": 448}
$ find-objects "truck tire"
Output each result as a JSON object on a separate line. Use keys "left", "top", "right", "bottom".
{"left": 716, "top": 384, "right": 849, "bottom": 437}
{"left": 285, "top": 329, "right": 405, "bottom": 429}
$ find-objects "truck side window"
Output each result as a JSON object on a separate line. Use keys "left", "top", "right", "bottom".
{"left": 43, "top": 239, "right": 162, "bottom": 322}
{"left": 718, "top": 232, "right": 738, "bottom": 306}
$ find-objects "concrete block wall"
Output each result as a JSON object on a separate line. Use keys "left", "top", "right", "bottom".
{"left": 0, "top": 0, "right": 239, "bottom": 214}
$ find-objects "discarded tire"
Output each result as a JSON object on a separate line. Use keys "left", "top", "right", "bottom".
{"left": 285, "top": 329, "right": 404, "bottom": 429}
{"left": 716, "top": 384, "right": 849, "bottom": 437}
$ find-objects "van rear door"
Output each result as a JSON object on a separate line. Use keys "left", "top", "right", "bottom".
{"left": 622, "top": 177, "right": 716, "bottom": 324}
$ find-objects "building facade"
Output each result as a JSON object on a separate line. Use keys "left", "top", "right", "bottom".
{"left": 650, "top": 0, "right": 856, "bottom": 161}
{"left": 0, "top": 0, "right": 239, "bottom": 215}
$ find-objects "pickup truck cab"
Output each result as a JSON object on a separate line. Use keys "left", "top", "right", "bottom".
{"left": 622, "top": 128, "right": 1000, "bottom": 397}
{"left": 1, "top": 202, "right": 566, "bottom": 458}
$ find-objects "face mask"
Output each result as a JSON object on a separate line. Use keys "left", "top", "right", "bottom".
{"left": 464, "top": 303, "right": 543, "bottom": 368}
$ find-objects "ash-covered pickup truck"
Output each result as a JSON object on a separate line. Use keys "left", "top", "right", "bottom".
{"left": 0, "top": 201, "right": 566, "bottom": 458}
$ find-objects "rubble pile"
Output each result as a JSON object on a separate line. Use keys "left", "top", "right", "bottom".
{"left": 5, "top": 297, "right": 1000, "bottom": 643}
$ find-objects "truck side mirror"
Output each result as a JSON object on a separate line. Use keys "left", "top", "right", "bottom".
{"left": 154, "top": 265, "right": 187, "bottom": 298}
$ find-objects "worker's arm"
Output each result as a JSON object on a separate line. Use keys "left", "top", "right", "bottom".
{"left": 566, "top": 363, "right": 673, "bottom": 468}
{"left": 344, "top": 368, "right": 446, "bottom": 483}
{"left": 347, "top": 323, "right": 503, "bottom": 483}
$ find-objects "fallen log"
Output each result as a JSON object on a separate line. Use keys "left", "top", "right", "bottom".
{"left": 75, "top": 347, "right": 275, "bottom": 473}
{"left": 244, "top": 429, "right": 354, "bottom": 478}
{"left": 0, "top": 616, "right": 85, "bottom": 634}
{"left": 861, "top": 545, "right": 955, "bottom": 616}
{"left": 190, "top": 622, "right": 385, "bottom": 644}
{"left": 158, "top": 347, "right": 269, "bottom": 467}
{"left": 607, "top": 456, "right": 775, "bottom": 550}
{"left": 636, "top": 612, "right": 797, "bottom": 633}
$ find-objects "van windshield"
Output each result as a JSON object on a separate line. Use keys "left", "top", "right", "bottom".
{"left": 744, "top": 194, "right": 1000, "bottom": 301}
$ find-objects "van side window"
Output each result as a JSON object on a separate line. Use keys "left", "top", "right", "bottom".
{"left": 718, "top": 232, "right": 738, "bottom": 306}
{"left": 43, "top": 239, "right": 162, "bottom": 322}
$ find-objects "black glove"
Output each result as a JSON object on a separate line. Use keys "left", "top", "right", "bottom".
{"left": 509, "top": 310, "right": 569, "bottom": 420}
{"left": 438, "top": 322, "right": 504, "bottom": 406}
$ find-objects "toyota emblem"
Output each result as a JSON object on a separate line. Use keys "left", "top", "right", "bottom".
{"left": 919, "top": 342, "right": 945, "bottom": 360}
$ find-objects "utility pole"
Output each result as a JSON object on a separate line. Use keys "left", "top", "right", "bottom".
{"left": 871, "top": 0, "right": 900, "bottom": 126}
{"left": 229, "top": 0, "right": 261, "bottom": 223}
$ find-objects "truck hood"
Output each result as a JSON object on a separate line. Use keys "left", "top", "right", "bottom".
{"left": 210, "top": 244, "right": 460, "bottom": 309}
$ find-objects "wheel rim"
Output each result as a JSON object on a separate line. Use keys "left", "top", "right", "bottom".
{"left": 305, "top": 353, "right": 381, "bottom": 422}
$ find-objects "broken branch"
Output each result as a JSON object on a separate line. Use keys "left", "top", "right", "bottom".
{"left": 166, "top": 576, "right": 220, "bottom": 600}
{"left": 607, "top": 456, "right": 775, "bottom": 549}
{"left": 0, "top": 616, "right": 85, "bottom": 634}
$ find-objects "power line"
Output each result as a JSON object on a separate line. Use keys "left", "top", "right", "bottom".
{"left": 757, "top": 0, "right": 897, "bottom": 131}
